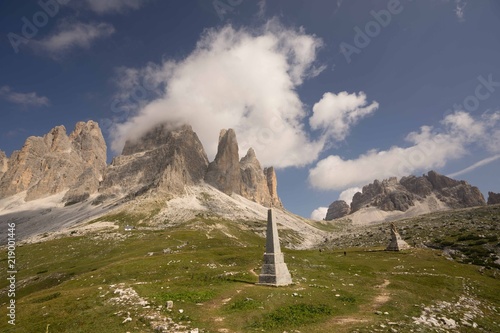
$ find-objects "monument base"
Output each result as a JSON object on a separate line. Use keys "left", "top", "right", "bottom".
{"left": 386, "top": 239, "right": 411, "bottom": 251}
{"left": 258, "top": 252, "right": 292, "bottom": 286}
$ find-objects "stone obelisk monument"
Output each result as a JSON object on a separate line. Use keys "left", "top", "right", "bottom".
{"left": 385, "top": 222, "right": 411, "bottom": 251}
{"left": 258, "top": 208, "right": 292, "bottom": 286}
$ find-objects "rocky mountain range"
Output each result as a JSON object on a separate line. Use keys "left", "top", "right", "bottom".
{"left": 0, "top": 121, "right": 106, "bottom": 204}
{"left": 0, "top": 121, "right": 282, "bottom": 209}
{"left": 325, "top": 171, "right": 488, "bottom": 223}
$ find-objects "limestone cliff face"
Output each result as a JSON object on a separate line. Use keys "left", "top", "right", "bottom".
{"left": 0, "top": 121, "right": 106, "bottom": 202}
{"left": 98, "top": 124, "right": 208, "bottom": 200}
{"left": 325, "top": 200, "right": 350, "bottom": 220}
{"left": 0, "top": 122, "right": 284, "bottom": 210}
{"left": 342, "top": 171, "right": 485, "bottom": 217}
{"left": 350, "top": 177, "right": 415, "bottom": 213}
{"left": 422, "top": 171, "right": 485, "bottom": 208}
{"left": 0, "top": 150, "right": 8, "bottom": 180}
{"left": 205, "top": 129, "right": 283, "bottom": 208}
{"left": 264, "top": 167, "right": 282, "bottom": 208}
{"left": 324, "top": 171, "right": 486, "bottom": 221}
{"left": 240, "top": 149, "right": 283, "bottom": 208}
{"left": 63, "top": 121, "right": 107, "bottom": 204}
{"left": 240, "top": 148, "right": 267, "bottom": 205}
{"left": 205, "top": 129, "right": 241, "bottom": 195}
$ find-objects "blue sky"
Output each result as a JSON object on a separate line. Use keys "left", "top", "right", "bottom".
{"left": 1, "top": 0, "right": 499, "bottom": 219}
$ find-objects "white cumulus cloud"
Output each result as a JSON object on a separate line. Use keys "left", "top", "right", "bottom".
{"left": 309, "top": 111, "right": 500, "bottom": 190}
{"left": 310, "top": 91, "right": 379, "bottom": 141}
{"left": 338, "top": 187, "right": 361, "bottom": 205}
{"left": 310, "top": 207, "right": 328, "bottom": 221}
{"left": 110, "top": 20, "right": 327, "bottom": 167}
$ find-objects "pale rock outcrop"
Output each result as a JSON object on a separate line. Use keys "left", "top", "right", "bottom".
{"left": 205, "top": 129, "right": 241, "bottom": 195}
{"left": 348, "top": 171, "right": 485, "bottom": 215}
{"left": 0, "top": 122, "right": 285, "bottom": 210}
{"left": 487, "top": 192, "right": 500, "bottom": 205}
{"left": 98, "top": 124, "right": 208, "bottom": 200}
{"left": 400, "top": 175, "right": 433, "bottom": 197}
{"left": 240, "top": 149, "right": 283, "bottom": 208}
{"left": 264, "top": 167, "right": 282, "bottom": 208}
{"left": 205, "top": 129, "right": 283, "bottom": 208}
{"left": 325, "top": 200, "right": 350, "bottom": 220}
{"left": 423, "top": 171, "right": 485, "bottom": 208}
{"left": 63, "top": 121, "right": 107, "bottom": 204}
{"left": 0, "top": 150, "right": 8, "bottom": 180}
{"left": 351, "top": 177, "right": 414, "bottom": 213}
{"left": 0, "top": 121, "right": 106, "bottom": 202}
{"left": 240, "top": 148, "right": 268, "bottom": 204}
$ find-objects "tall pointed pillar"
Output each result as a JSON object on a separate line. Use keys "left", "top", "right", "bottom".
{"left": 258, "top": 209, "right": 292, "bottom": 286}
{"left": 385, "top": 222, "right": 411, "bottom": 251}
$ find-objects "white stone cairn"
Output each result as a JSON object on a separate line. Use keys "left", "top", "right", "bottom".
{"left": 386, "top": 222, "right": 411, "bottom": 251}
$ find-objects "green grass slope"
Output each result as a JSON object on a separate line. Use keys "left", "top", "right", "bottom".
{"left": 1, "top": 208, "right": 499, "bottom": 332}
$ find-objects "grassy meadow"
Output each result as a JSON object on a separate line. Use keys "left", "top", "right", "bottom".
{"left": 0, "top": 208, "right": 499, "bottom": 332}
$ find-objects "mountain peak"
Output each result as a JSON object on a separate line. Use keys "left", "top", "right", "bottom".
{"left": 0, "top": 122, "right": 106, "bottom": 202}
{"left": 325, "top": 170, "right": 485, "bottom": 222}
{"left": 100, "top": 123, "right": 208, "bottom": 199}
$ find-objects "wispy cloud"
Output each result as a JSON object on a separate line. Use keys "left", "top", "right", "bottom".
{"left": 454, "top": 0, "right": 467, "bottom": 21}
{"left": 448, "top": 154, "right": 500, "bottom": 178}
{"left": 257, "top": 0, "right": 267, "bottom": 18}
{"left": 0, "top": 86, "right": 50, "bottom": 107}
{"left": 32, "top": 20, "right": 115, "bottom": 57}
{"left": 333, "top": 0, "right": 344, "bottom": 14}
{"left": 3, "top": 128, "right": 27, "bottom": 138}
{"left": 85, "top": 0, "right": 148, "bottom": 14}
{"left": 309, "top": 111, "right": 500, "bottom": 190}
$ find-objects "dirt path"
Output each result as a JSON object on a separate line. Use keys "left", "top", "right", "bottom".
{"left": 203, "top": 275, "right": 258, "bottom": 333}
{"left": 328, "top": 278, "right": 391, "bottom": 327}
{"left": 371, "top": 279, "right": 391, "bottom": 309}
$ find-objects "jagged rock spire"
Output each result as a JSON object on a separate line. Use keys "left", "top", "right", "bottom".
{"left": 205, "top": 129, "right": 283, "bottom": 208}
{"left": 205, "top": 129, "right": 241, "bottom": 195}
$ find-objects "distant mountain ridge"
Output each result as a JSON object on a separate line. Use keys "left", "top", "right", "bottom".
{"left": 325, "top": 171, "right": 487, "bottom": 224}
